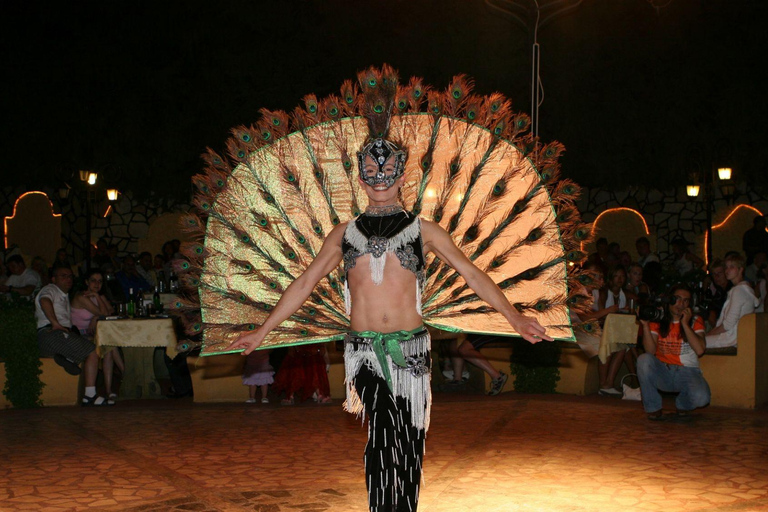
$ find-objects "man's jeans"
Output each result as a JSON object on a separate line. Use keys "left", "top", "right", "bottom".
{"left": 637, "top": 353, "right": 711, "bottom": 413}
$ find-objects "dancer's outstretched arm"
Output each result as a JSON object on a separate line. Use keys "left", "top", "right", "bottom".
{"left": 422, "top": 220, "right": 553, "bottom": 344}
{"left": 226, "top": 223, "right": 346, "bottom": 354}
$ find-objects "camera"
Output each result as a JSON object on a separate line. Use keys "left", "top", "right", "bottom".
{"left": 637, "top": 294, "right": 677, "bottom": 322}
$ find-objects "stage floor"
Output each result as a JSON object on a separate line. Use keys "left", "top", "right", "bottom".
{"left": 1, "top": 392, "right": 767, "bottom": 512}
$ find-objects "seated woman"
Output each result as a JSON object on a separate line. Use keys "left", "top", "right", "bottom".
{"left": 625, "top": 263, "right": 650, "bottom": 300}
{"left": 71, "top": 269, "right": 125, "bottom": 399}
{"left": 577, "top": 265, "right": 635, "bottom": 396}
{"left": 705, "top": 254, "right": 759, "bottom": 349}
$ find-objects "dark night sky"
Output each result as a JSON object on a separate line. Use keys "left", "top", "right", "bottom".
{"left": 2, "top": 0, "right": 766, "bottom": 201}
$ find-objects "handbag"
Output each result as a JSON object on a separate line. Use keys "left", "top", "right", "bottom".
{"left": 621, "top": 373, "right": 642, "bottom": 401}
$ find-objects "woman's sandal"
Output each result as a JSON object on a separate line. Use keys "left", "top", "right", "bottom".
{"left": 316, "top": 395, "right": 332, "bottom": 404}
{"left": 280, "top": 397, "right": 295, "bottom": 406}
{"left": 82, "top": 394, "right": 114, "bottom": 407}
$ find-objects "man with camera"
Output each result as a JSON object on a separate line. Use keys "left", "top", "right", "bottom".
{"left": 637, "top": 284, "right": 710, "bottom": 420}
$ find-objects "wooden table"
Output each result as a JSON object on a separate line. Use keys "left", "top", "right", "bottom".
{"left": 95, "top": 318, "right": 177, "bottom": 399}
{"left": 598, "top": 313, "right": 639, "bottom": 364}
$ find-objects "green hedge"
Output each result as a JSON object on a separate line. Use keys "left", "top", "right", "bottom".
{"left": 509, "top": 338, "right": 561, "bottom": 394}
{"left": 0, "top": 299, "right": 43, "bottom": 408}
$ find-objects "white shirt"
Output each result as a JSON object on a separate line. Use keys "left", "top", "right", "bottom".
{"left": 706, "top": 281, "right": 758, "bottom": 348}
{"left": 638, "top": 253, "right": 660, "bottom": 268}
{"left": 4, "top": 268, "right": 42, "bottom": 300}
{"left": 34, "top": 283, "right": 72, "bottom": 329}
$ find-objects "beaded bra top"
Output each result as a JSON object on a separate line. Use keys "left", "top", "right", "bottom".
{"left": 341, "top": 208, "right": 426, "bottom": 315}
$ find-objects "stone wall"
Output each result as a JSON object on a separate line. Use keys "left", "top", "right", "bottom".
{"left": 577, "top": 182, "right": 768, "bottom": 262}
{"left": 3, "top": 182, "right": 767, "bottom": 268}
{"left": 0, "top": 186, "right": 190, "bottom": 266}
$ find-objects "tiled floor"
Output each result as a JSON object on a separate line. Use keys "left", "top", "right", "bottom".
{"left": 1, "top": 393, "right": 767, "bottom": 511}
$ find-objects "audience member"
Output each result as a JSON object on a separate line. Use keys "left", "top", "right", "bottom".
{"left": 755, "top": 264, "right": 767, "bottom": 313}
{"left": 0, "top": 257, "right": 7, "bottom": 287}
{"left": 618, "top": 251, "right": 633, "bottom": 269}
{"left": 671, "top": 237, "right": 704, "bottom": 276}
{"left": 744, "top": 251, "right": 766, "bottom": 283}
{"left": 591, "top": 266, "right": 634, "bottom": 396}
{"left": 54, "top": 248, "right": 72, "bottom": 268}
{"left": 0, "top": 255, "right": 42, "bottom": 300}
{"left": 605, "top": 242, "right": 621, "bottom": 268}
{"left": 636, "top": 237, "right": 660, "bottom": 268}
{"left": 243, "top": 349, "right": 274, "bottom": 404}
{"left": 444, "top": 333, "right": 509, "bottom": 395}
{"left": 703, "top": 259, "right": 731, "bottom": 327}
{"left": 71, "top": 269, "right": 124, "bottom": 400}
{"left": 115, "top": 255, "right": 152, "bottom": 297}
{"left": 742, "top": 215, "right": 768, "bottom": 265}
{"left": 587, "top": 237, "right": 609, "bottom": 269}
{"left": 638, "top": 283, "right": 710, "bottom": 420}
{"left": 136, "top": 251, "right": 158, "bottom": 288}
{"left": 107, "top": 244, "right": 122, "bottom": 270}
{"left": 625, "top": 263, "right": 650, "bottom": 300}
{"left": 705, "top": 254, "right": 758, "bottom": 348}
{"left": 93, "top": 239, "right": 111, "bottom": 269}
{"left": 272, "top": 344, "right": 331, "bottom": 405}
{"left": 30, "top": 256, "right": 50, "bottom": 287}
{"left": 35, "top": 266, "right": 112, "bottom": 405}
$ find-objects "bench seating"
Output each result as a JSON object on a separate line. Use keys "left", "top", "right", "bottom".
{"left": 699, "top": 312, "right": 768, "bottom": 409}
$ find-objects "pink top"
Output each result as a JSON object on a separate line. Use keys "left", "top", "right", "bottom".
{"left": 71, "top": 295, "right": 100, "bottom": 334}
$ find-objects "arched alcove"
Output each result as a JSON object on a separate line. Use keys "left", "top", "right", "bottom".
{"left": 137, "top": 212, "right": 194, "bottom": 257}
{"left": 4, "top": 191, "right": 61, "bottom": 265}
{"left": 707, "top": 204, "right": 765, "bottom": 263}
{"left": 584, "top": 207, "right": 654, "bottom": 257}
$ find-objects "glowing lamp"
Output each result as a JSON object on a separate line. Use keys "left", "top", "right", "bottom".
{"left": 79, "top": 170, "right": 90, "bottom": 181}
{"left": 686, "top": 185, "right": 700, "bottom": 197}
{"left": 718, "top": 167, "right": 732, "bottom": 181}
{"left": 87, "top": 172, "right": 98, "bottom": 185}
{"left": 106, "top": 188, "right": 119, "bottom": 201}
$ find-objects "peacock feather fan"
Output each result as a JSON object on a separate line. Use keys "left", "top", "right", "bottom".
{"left": 176, "top": 65, "right": 593, "bottom": 355}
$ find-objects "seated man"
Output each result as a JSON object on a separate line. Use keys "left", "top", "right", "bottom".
{"left": 115, "top": 254, "right": 152, "bottom": 298}
{"left": 638, "top": 284, "right": 710, "bottom": 420}
{"left": 136, "top": 251, "right": 158, "bottom": 288}
{"left": 0, "top": 254, "right": 42, "bottom": 300}
{"left": 34, "top": 266, "right": 112, "bottom": 406}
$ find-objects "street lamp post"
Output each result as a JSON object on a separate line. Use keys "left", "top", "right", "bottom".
{"left": 59, "top": 169, "right": 120, "bottom": 273}
{"left": 687, "top": 158, "right": 735, "bottom": 264}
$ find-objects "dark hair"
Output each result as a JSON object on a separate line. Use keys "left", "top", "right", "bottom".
{"left": 138, "top": 251, "right": 152, "bottom": 260}
{"left": 6, "top": 254, "right": 24, "bottom": 266}
{"left": 636, "top": 237, "right": 650, "bottom": 246}
{"left": 606, "top": 265, "right": 626, "bottom": 285}
{"left": 86, "top": 268, "right": 104, "bottom": 280}
{"left": 658, "top": 283, "right": 693, "bottom": 340}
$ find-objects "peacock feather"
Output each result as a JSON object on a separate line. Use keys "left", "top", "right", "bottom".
{"left": 175, "top": 66, "right": 594, "bottom": 355}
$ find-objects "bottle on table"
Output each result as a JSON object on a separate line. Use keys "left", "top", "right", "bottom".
{"left": 153, "top": 286, "right": 162, "bottom": 313}
{"left": 126, "top": 287, "right": 136, "bottom": 318}
{"left": 169, "top": 270, "right": 179, "bottom": 293}
{"left": 136, "top": 289, "right": 146, "bottom": 317}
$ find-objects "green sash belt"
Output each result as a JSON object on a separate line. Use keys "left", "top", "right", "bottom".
{"left": 350, "top": 326, "right": 425, "bottom": 391}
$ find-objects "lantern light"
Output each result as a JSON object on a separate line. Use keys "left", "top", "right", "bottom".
{"left": 106, "top": 188, "right": 119, "bottom": 201}
{"left": 686, "top": 185, "right": 700, "bottom": 197}
{"left": 718, "top": 167, "right": 732, "bottom": 181}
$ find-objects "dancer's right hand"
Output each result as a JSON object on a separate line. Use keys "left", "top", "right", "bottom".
{"left": 225, "top": 331, "right": 265, "bottom": 355}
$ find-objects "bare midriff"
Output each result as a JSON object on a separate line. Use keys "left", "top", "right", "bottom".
{"left": 346, "top": 253, "right": 423, "bottom": 333}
